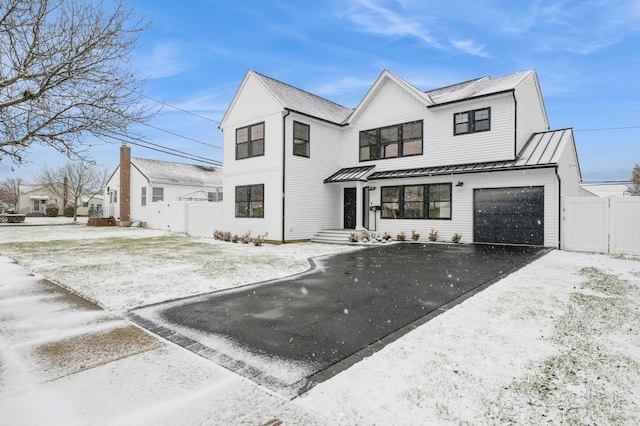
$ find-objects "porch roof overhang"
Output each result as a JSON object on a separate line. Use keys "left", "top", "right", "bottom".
{"left": 29, "top": 195, "right": 49, "bottom": 200}
{"left": 324, "top": 165, "right": 375, "bottom": 184}
{"left": 368, "top": 161, "right": 555, "bottom": 180}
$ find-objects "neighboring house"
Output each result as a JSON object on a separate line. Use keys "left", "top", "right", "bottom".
{"left": 580, "top": 182, "right": 633, "bottom": 197}
{"left": 17, "top": 184, "right": 103, "bottom": 216}
{"left": 104, "top": 143, "right": 223, "bottom": 223}
{"left": 17, "top": 185, "right": 62, "bottom": 216}
{"left": 219, "top": 69, "right": 584, "bottom": 247}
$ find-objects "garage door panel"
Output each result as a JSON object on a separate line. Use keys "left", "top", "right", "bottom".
{"left": 474, "top": 186, "right": 544, "bottom": 245}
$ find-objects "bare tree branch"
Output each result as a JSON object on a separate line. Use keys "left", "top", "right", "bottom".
{"left": 0, "top": 0, "right": 157, "bottom": 167}
{"left": 0, "top": 176, "right": 24, "bottom": 210}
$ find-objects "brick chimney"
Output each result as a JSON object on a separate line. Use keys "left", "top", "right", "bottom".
{"left": 119, "top": 142, "right": 131, "bottom": 222}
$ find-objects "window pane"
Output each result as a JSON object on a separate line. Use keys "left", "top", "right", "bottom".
{"left": 293, "top": 140, "right": 309, "bottom": 156}
{"left": 251, "top": 123, "right": 264, "bottom": 141}
{"left": 235, "top": 202, "right": 247, "bottom": 217}
{"left": 403, "top": 121, "right": 422, "bottom": 139}
{"left": 359, "top": 129, "right": 377, "bottom": 160}
{"left": 251, "top": 201, "right": 264, "bottom": 218}
{"left": 236, "top": 142, "right": 248, "bottom": 159}
{"left": 380, "top": 125, "right": 398, "bottom": 144}
{"left": 236, "top": 186, "right": 248, "bottom": 202}
{"left": 236, "top": 127, "right": 248, "bottom": 143}
{"left": 403, "top": 139, "right": 422, "bottom": 156}
{"left": 294, "top": 122, "right": 309, "bottom": 140}
{"left": 381, "top": 186, "right": 400, "bottom": 219}
{"left": 382, "top": 142, "right": 398, "bottom": 158}
{"left": 403, "top": 186, "right": 424, "bottom": 219}
{"left": 251, "top": 139, "right": 264, "bottom": 156}
{"left": 251, "top": 184, "right": 264, "bottom": 201}
{"left": 475, "top": 109, "right": 489, "bottom": 121}
{"left": 428, "top": 184, "right": 451, "bottom": 219}
{"left": 152, "top": 187, "right": 163, "bottom": 202}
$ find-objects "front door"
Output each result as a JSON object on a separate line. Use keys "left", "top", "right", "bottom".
{"left": 343, "top": 188, "right": 356, "bottom": 229}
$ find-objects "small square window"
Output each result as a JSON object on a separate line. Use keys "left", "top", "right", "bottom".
{"left": 454, "top": 108, "right": 490, "bottom": 135}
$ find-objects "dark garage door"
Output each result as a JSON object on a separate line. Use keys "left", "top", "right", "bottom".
{"left": 474, "top": 186, "right": 544, "bottom": 245}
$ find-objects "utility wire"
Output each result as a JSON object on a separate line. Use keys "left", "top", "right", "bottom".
{"left": 137, "top": 91, "right": 221, "bottom": 124}
{"left": 575, "top": 125, "right": 640, "bottom": 132}
{"left": 141, "top": 122, "right": 222, "bottom": 149}
{"left": 124, "top": 140, "right": 222, "bottom": 166}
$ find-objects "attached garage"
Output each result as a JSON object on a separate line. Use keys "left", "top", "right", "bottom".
{"left": 474, "top": 186, "right": 545, "bottom": 245}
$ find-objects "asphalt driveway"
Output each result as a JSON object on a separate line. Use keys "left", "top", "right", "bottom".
{"left": 131, "top": 243, "right": 547, "bottom": 397}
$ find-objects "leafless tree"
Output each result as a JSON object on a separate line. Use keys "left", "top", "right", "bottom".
{"left": 0, "top": 0, "right": 156, "bottom": 168}
{"left": 0, "top": 176, "right": 24, "bottom": 211}
{"left": 34, "top": 161, "right": 107, "bottom": 221}
{"left": 625, "top": 164, "right": 640, "bottom": 196}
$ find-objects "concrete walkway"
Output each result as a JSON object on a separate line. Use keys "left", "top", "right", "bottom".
{"left": 0, "top": 257, "right": 319, "bottom": 425}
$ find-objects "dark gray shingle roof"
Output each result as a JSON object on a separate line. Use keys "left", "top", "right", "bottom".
{"left": 252, "top": 71, "right": 353, "bottom": 124}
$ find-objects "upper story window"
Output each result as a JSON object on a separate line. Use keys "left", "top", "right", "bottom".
{"left": 454, "top": 107, "right": 490, "bottom": 135}
{"left": 235, "top": 184, "right": 264, "bottom": 218}
{"left": 293, "top": 121, "right": 310, "bottom": 157}
{"left": 152, "top": 187, "right": 163, "bottom": 202}
{"left": 381, "top": 183, "right": 451, "bottom": 220}
{"left": 359, "top": 120, "right": 423, "bottom": 162}
{"left": 236, "top": 122, "right": 265, "bottom": 159}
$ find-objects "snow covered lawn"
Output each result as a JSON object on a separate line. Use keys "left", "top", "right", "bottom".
{"left": 1, "top": 222, "right": 639, "bottom": 424}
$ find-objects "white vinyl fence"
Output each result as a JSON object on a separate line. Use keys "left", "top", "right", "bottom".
{"left": 562, "top": 197, "right": 640, "bottom": 255}
{"left": 147, "top": 201, "right": 223, "bottom": 238}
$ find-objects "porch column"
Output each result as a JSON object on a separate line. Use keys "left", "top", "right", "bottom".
{"left": 355, "top": 181, "right": 365, "bottom": 230}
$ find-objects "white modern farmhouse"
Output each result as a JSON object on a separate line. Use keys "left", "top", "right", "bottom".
{"left": 219, "top": 69, "right": 583, "bottom": 247}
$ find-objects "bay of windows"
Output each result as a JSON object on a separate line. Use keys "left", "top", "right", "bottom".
{"left": 381, "top": 183, "right": 451, "bottom": 219}
{"left": 360, "top": 120, "right": 423, "bottom": 161}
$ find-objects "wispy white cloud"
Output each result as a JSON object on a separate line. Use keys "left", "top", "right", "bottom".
{"left": 135, "top": 41, "right": 194, "bottom": 79}
{"left": 341, "top": 0, "right": 489, "bottom": 57}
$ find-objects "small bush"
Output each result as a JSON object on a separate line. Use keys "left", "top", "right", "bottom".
{"left": 213, "top": 229, "right": 223, "bottom": 240}
{"left": 231, "top": 234, "right": 239, "bottom": 243}
{"left": 411, "top": 230, "right": 420, "bottom": 241}
{"left": 240, "top": 231, "right": 252, "bottom": 244}
{"left": 253, "top": 236, "right": 263, "bottom": 246}
{"left": 428, "top": 229, "right": 438, "bottom": 241}
{"left": 397, "top": 231, "right": 406, "bottom": 241}
{"left": 383, "top": 232, "right": 392, "bottom": 241}
{"left": 451, "top": 233, "right": 462, "bottom": 243}
{"left": 349, "top": 231, "right": 359, "bottom": 242}
{"left": 64, "top": 204, "right": 75, "bottom": 217}
{"left": 223, "top": 231, "right": 232, "bottom": 242}
{"left": 361, "top": 230, "right": 370, "bottom": 240}
{"left": 45, "top": 203, "right": 59, "bottom": 217}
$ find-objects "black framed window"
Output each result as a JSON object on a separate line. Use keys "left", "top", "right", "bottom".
{"left": 381, "top": 183, "right": 451, "bottom": 219}
{"left": 235, "top": 184, "right": 264, "bottom": 218}
{"left": 236, "top": 122, "right": 265, "bottom": 159}
{"left": 293, "top": 121, "right": 310, "bottom": 157}
{"left": 141, "top": 187, "right": 146, "bottom": 206}
{"left": 359, "top": 120, "right": 423, "bottom": 161}
{"left": 454, "top": 107, "right": 490, "bottom": 135}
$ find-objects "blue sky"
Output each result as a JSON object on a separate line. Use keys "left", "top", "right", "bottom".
{"left": 4, "top": 0, "right": 640, "bottom": 183}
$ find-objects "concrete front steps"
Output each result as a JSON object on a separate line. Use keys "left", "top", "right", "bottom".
{"left": 310, "top": 229, "right": 357, "bottom": 244}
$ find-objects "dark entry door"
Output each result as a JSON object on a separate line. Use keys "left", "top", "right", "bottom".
{"left": 344, "top": 188, "right": 356, "bottom": 229}
{"left": 474, "top": 186, "right": 544, "bottom": 245}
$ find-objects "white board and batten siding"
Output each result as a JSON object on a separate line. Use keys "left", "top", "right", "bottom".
{"left": 514, "top": 73, "right": 549, "bottom": 153}
{"left": 284, "top": 112, "right": 343, "bottom": 240}
{"left": 563, "top": 197, "right": 640, "bottom": 256}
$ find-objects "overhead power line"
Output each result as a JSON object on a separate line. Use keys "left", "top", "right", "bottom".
{"left": 142, "top": 122, "right": 222, "bottom": 149}
{"left": 575, "top": 125, "right": 640, "bottom": 132}
{"left": 124, "top": 140, "right": 222, "bottom": 166}
{"left": 137, "top": 92, "right": 221, "bottom": 124}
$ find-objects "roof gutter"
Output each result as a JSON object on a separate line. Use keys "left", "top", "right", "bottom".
{"left": 284, "top": 107, "right": 350, "bottom": 127}
{"left": 427, "top": 89, "right": 515, "bottom": 109}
